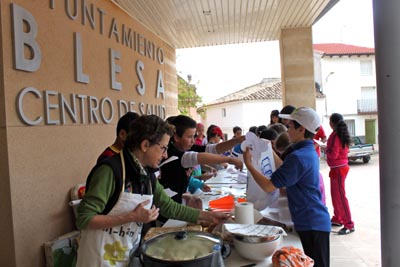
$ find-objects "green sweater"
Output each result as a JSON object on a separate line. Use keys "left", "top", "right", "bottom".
{"left": 77, "top": 164, "right": 200, "bottom": 229}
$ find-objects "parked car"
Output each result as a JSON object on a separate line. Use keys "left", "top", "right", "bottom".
{"left": 348, "top": 136, "right": 374, "bottom": 163}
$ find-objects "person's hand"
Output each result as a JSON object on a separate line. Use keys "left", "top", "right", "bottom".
{"left": 279, "top": 187, "right": 287, "bottom": 196}
{"left": 128, "top": 199, "right": 159, "bottom": 223}
{"left": 201, "top": 172, "right": 214, "bottom": 181}
{"left": 320, "top": 144, "right": 327, "bottom": 152}
{"left": 228, "top": 157, "right": 243, "bottom": 171}
{"left": 202, "top": 184, "right": 211, "bottom": 192}
{"left": 197, "top": 210, "right": 231, "bottom": 227}
{"left": 236, "top": 135, "right": 246, "bottom": 144}
{"left": 243, "top": 147, "right": 252, "bottom": 165}
{"left": 182, "top": 194, "right": 203, "bottom": 209}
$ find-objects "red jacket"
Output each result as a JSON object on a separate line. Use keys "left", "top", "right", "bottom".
{"left": 326, "top": 131, "right": 348, "bottom": 168}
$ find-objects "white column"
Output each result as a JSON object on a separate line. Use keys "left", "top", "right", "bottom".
{"left": 373, "top": 1, "right": 400, "bottom": 266}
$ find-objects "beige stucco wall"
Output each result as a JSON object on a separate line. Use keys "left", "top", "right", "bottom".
{"left": 0, "top": 0, "right": 177, "bottom": 266}
{"left": 280, "top": 27, "right": 316, "bottom": 109}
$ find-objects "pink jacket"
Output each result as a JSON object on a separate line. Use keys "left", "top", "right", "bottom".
{"left": 326, "top": 131, "right": 348, "bottom": 168}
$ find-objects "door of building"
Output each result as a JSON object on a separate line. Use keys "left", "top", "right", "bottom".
{"left": 365, "top": 119, "right": 376, "bottom": 144}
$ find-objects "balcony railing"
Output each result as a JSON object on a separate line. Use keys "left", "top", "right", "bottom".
{"left": 357, "top": 99, "right": 377, "bottom": 114}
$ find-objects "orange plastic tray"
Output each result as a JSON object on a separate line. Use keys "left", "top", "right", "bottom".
{"left": 208, "top": 195, "right": 235, "bottom": 210}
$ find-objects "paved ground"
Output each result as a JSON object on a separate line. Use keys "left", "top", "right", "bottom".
{"left": 320, "top": 153, "right": 381, "bottom": 266}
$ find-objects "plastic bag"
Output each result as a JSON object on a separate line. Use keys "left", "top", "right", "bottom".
{"left": 246, "top": 138, "right": 280, "bottom": 210}
{"left": 44, "top": 230, "right": 80, "bottom": 267}
{"left": 53, "top": 245, "right": 77, "bottom": 267}
{"left": 272, "top": 246, "right": 314, "bottom": 267}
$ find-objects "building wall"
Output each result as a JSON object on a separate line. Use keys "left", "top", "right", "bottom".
{"left": 315, "top": 54, "right": 378, "bottom": 143}
{"left": 0, "top": 1, "right": 177, "bottom": 266}
{"left": 319, "top": 55, "right": 376, "bottom": 115}
{"left": 204, "top": 101, "right": 245, "bottom": 138}
{"left": 204, "top": 99, "right": 325, "bottom": 139}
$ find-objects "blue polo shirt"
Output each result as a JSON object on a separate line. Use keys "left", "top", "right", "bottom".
{"left": 271, "top": 140, "right": 331, "bottom": 232}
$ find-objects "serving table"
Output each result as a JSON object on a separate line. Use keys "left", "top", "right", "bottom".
{"left": 203, "top": 166, "right": 303, "bottom": 267}
{"left": 224, "top": 232, "right": 302, "bottom": 267}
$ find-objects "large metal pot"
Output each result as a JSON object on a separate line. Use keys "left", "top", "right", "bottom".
{"left": 141, "top": 230, "right": 225, "bottom": 267}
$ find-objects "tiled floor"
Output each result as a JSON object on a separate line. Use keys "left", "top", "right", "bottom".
{"left": 320, "top": 153, "right": 381, "bottom": 267}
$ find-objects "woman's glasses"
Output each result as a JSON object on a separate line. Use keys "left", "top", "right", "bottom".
{"left": 155, "top": 143, "right": 168, "bottom": 153}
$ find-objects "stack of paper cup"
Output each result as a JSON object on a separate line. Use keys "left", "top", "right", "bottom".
{"left": 235, "top": 202, "right": 254, "bottom": 224}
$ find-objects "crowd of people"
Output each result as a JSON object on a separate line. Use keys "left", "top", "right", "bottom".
{"left": 75, "top": 105, "right": 354, "bottom": 267}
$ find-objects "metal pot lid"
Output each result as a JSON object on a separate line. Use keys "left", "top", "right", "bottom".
{"left": 142, "top": 230, "right": 221, "bottom": 261}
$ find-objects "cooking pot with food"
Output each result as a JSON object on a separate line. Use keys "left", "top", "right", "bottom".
{"left": 141, "top": 230, "right": 228, "bottom": 267}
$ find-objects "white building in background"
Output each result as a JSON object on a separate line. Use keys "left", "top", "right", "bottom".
{"left": 199, "top": 43, "right": 378, "bottom": 145}
{"left": 313, "top": 43, "right": 377, "bottom": 144}
{"left": 199, "top": 78, "right": 326, "bottom": 140}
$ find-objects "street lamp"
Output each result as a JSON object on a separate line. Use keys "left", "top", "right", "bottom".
{"left": 323, "top": 71, "right": 335, "bottom": 117}
{"left": 325, "top": 71, "right": 335, "bottom": 83}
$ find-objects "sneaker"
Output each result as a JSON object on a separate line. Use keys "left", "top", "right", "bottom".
{"left": 338, "top": 227, "right": 355, "bottom": 235}
{"left": 331, "top": 222, "right": 343, "bottom": 227}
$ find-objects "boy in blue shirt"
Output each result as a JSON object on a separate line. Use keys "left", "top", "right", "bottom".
{"left": 243, "top": 107, "right": 331, "bottom": 267}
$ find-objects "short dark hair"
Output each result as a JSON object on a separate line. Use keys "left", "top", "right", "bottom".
{"left": 233, "top": 126, "right": 242, "bottom": 134}
{"left": 249, "top": 126, "right": 257, "bottom": 134}
{"left": 169, "top": 115, "right": 197, "bottom": 137}
{"left": 165, "top": 116, "right": 177, "bottom": 124}
{"left": 292, "top": 120, "right": 316, "bottom": 139}
{"left": 257, "top": 125, "right": 267, "bottom": 136}
{"left": 275, "top": 132, "right": 290, "bottom": 152}
{"left": 280, "top": 105, "right": 296, "bottom": 115}
{"left": 268, "top": 123, "right": 287, "bottom": 134}
{"left": 116, "top": 112, "right": 139, "bottom": 136}
{"left": 125, "top": 115, "right": 173, "bottom": 150}
{"left": 279, "top": 105, "right": 296, "bottom": 124}
{"left": 260, "top": 129, "right": 278, "bottom": 141}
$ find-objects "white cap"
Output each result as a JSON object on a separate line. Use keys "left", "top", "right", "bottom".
{"left": 278, "top": 107, "right": 321, "bottom": 134}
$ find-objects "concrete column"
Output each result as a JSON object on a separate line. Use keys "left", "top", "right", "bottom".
{"left": 279, "top": 27, "right": 316, "bottom": 109}
{"left": 373, "top": 1, "right": 400, "bottom": 266}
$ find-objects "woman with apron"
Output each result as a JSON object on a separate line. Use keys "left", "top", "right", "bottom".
{"left": 76, "top": 115, "right": 230, "bottom": 267}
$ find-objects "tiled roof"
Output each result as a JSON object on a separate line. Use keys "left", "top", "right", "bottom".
{"left": 313, "top": 43, "right": 375, "bottom": 56}
{"left": 205, "top": 78, "right": 324, "bottom": 106}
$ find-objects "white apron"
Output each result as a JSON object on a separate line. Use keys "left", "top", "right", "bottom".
{"left": 77, "top": 152, "right": 153, "bottom": 267}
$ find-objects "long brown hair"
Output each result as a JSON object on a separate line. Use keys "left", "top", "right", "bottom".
{"left": 330, "top": 113, "right": 351, "bottom": 148}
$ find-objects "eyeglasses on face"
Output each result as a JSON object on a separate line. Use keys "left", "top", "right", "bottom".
{"left": 155, "top": 143, "right": 168, "bottom": 153}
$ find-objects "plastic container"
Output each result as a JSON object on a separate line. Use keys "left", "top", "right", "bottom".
{"left": 211, "top": 244, "right": 225, "bottom": 267}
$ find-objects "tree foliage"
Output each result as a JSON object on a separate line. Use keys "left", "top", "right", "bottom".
{"left": 177, "top": 76, "right": 203, "bottom": 115}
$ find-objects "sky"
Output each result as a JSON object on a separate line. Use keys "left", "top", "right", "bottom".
{"left": 176, "top": 0, "right": 375, "bottom": 104}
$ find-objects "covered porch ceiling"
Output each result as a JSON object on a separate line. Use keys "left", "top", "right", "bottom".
{"left": 111, "top": 0, "right": 339, "bottom": 49}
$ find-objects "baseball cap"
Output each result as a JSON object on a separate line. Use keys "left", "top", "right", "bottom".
{"left": 278, "top": 107, "right": 320, "bottom": 134}
{"left": 211, "top": 125, "right": 224, "bottom": 140}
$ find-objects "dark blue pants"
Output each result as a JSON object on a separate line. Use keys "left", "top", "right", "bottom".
{"left": 297, "top": 230, "right": 330, "bottom": 267}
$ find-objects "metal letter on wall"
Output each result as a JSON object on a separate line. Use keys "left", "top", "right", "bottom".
{"left": 136, "top": 60, "right": 145, "bottom": 95}
{"left": 156, "top": 70, "right": 165, "bottom": 99}
{"left": 74, "top": 32, "right": 90, "bottom": 84}
{"left": 11, "top": 3, "right": 42, "bottom": 72}
{"left": 110, "top": 49, "right": 122, "bottom": 90}
{"left": 17, "top": 87, "right": 43, "bottom": 125}
{"left": 100, "top": 97, "right": 114, "bottom": 123}
{"left": 44, "top": 90, "right": 60, "bottom": 125}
